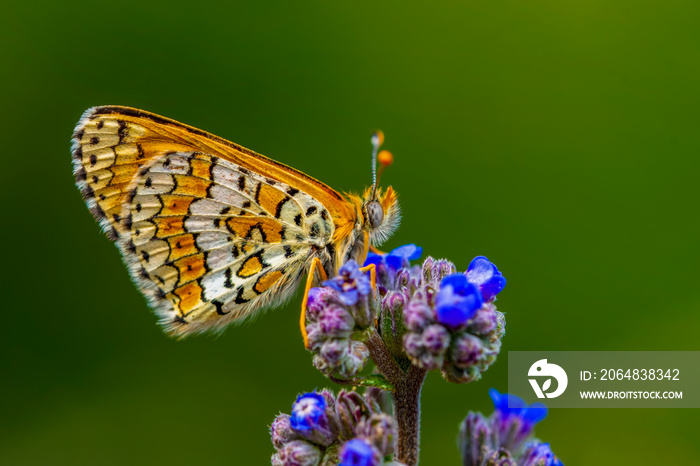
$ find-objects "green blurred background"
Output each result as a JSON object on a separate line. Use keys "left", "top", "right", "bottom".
{"left": 2, "top": 1, "right": 698, "bottom": 464}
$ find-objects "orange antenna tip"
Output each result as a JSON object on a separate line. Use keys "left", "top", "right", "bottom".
{"left": 372, "top": 130, "right": 385, "bottom": 147}
{"left": 377, "top": 150, "right": 393, "bottom": 167}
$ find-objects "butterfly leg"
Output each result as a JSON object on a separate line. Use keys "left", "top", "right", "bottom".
{"left": 369, "top": 245, "right": 386, "bottom": 255}
{"left": 359, "top": 263, "right": 377, "bottom": 289}
{"left": 359, "top": 263, "right": 379, "bottom": 327}
{"left": 300, "top": 257, "right": 329, "bottom": 348}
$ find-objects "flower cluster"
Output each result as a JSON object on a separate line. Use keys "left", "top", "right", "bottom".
{"left": 305, "top": 261, "right": 377, "bottom": 378}
{"left": 401, "top": 256, "right": 506, "bottom": 383}
{"left": 304, "top": 246, "right": 506, "bottom": 384}
{"left": 458, "top": 389, "right": 563, "bottom": 466}
{"left": 271, "top": 390, "right": 406, "bottom": 466}
{"left": 293, "top": 243, "right": 565, "bottom": 465}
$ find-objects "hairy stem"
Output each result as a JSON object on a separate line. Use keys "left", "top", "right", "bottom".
{"left": 365, "top": 330, "right": 404, "bottom": 385}
{"left": 365, "top": 329, "right": 427, "bottom": 466}
{"left": 394, "top": 365, "right": 427, "bottom": 466}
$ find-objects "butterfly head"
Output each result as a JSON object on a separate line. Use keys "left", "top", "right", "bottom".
{"left": 362, "top": 131, "right": 401, "bottom": 246}
{"left": 363, "top": 186, "right": 400, "bottom": 246}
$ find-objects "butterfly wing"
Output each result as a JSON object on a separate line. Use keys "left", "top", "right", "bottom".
{"left": 72, "top": 107, "right": 350, "bottom": 336}
{"left": 72, "top": 106, "right": 356, "bottom": 240}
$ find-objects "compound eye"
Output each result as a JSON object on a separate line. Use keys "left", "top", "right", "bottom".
{"left": 366, "top": 201, "right": 384, "bottom": 228}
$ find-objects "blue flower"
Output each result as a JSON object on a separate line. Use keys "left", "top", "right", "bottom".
{"left": 339, "top": 438, "right": 380, "bottom": 466}
{"left": 521, "top": 442, "right": 564, "bottom": 466}
{"left": 488, "top": 389, "right": 547, "bottom": 425}
{"left": 488, "top": 389, "right": 550, "bottom": 453}
{"left": 364, "top": 243, "right": 423, "bottom": 271}
{"left": 435, "top": 274, "right": 484, "bottom": 328}
{"left": 466, "top": 256, "right": 506, "bottom": 302}
{"left": 290, "top": 392, "right": 328, "bottom": 433}
{"left": 323, "top": 260, "right": 372, "bottom": 306}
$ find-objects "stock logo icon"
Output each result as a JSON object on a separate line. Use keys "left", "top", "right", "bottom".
{"left": 528, "top": 359, "right": 568, "bottom": 398}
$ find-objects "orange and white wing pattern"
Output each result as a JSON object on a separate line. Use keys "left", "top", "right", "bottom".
{"left": 72, "top": 107, "right": 342, "bottom": 336}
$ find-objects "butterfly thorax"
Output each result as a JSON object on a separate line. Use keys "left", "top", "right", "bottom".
{"left": 315, "top": 194, "right": 368, "bottom": 278}
{"left": 316, "top": 186, "right": 401, "bottom": 279}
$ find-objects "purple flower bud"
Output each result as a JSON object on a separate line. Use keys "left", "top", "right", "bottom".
{"left": 318, "top": 305, "right": 355, "bottom": 338}
{"left": 290, "top": 392, "right": 335, "bottom": 446}
{"left": 339, "top": 438, "right": 382, "bottom": 466}
{"left": 483, "top": 448, "right": 515, "bottom": 466}
{"left": 275, "top": 440, "right": 322, "bottom": 466}
{"left": 403, "top": 299, "right": 435, "bottom": 332}
{"left": 318, "top": 388, "right": 338, "bottom": 415}
{"left": 407, "top": 265, "right": 423, "bottom": 291}
{"left": 441, "top": 363, "right": 480, "bottom": 384}
{"left": 306, "top": 287, "right": 337, "bottom": 320}
{"left": 421, "top": 256, "right": 436, "bottom": 282}
{"left": 458, "top": 412, "right": 493, "bottom": 466}
{"left": 271, "top": 414, "right": 300, "bottom": 449}
{"left": 520, "top": 442, "right": 564, "bottom": 466}
{"left": 424, "top": 286, "right": 436, "bottom": 305}
{"left": 335, "top": 390, "right": 373, "bottom": 440}
{"left": 312, "top": 354, "right": 331, "bottom": 374}
{"left": 443, "top": 331, "right": 502, "bottom": 383}
{"left": 349, "top": 295, "right": 373, "bottom": 329}
{"left": 272, "top": 453, "right": 284, "bottom": 466}
{"left": 466, "top": 303, "right": 498, "bottom": 336}
{"left": 451, "top": 333, "right": 485, "bottom": 368}
{"left": 383, "top": 291, "right": 407, "bottom": 315}
{"left": 436, "top": 259, "right": 457, "bottom": 280}
{"left": 313, "top": 339, "right": 369, "bottom": 378}
{"left": 378, "top": 289, "right": 413, "bottom": 361}
{"left": 466, "top": 256, "right": 506, "bottom": 302}
{"left": 436, "top": 274, "right": 483, "bottom": 329}
{"left": 355, "top": 413, "right": 398, "bottom": 456}
{"left": 434, "top": 260, "right": 457, "bottom": 284}
{"left": 420, "top": 351, "right": 444, "bottom": 370}
{"left": 403, "top": 332, "right": 443, "bottom": 370}
{"left": 320, "top": 339, "right": 351, "bottom": 366}
{"left": 403, "top": 333, "right": 424, "bottom": 360}
{"left": 306, "top": 323, "right": 326, "bottom": 351}
{"left": 411, "top": 288, "right": 427, "bottom": 302}
{"left": 335, "top": 340, "right": 369, "bottom": 378}
{"left": 394, "top": 268, "right": 412, "bottom": 289}
{"left": 421, "top": 324, "right": 450, "bottom": 355}
{"left": 422, "top": 257, "right": 457, "bottom": 286}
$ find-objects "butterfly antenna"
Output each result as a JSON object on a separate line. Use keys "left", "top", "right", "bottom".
{"left": 371, "top": 130, "right": 383, "bottom": 199}
{"left": 370, "top": 130, "right": 393, "bottom": 200}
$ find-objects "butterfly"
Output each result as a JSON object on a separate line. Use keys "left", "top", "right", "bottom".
{"left": 71, "top": 106, "right": 400, "bottom": 340}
